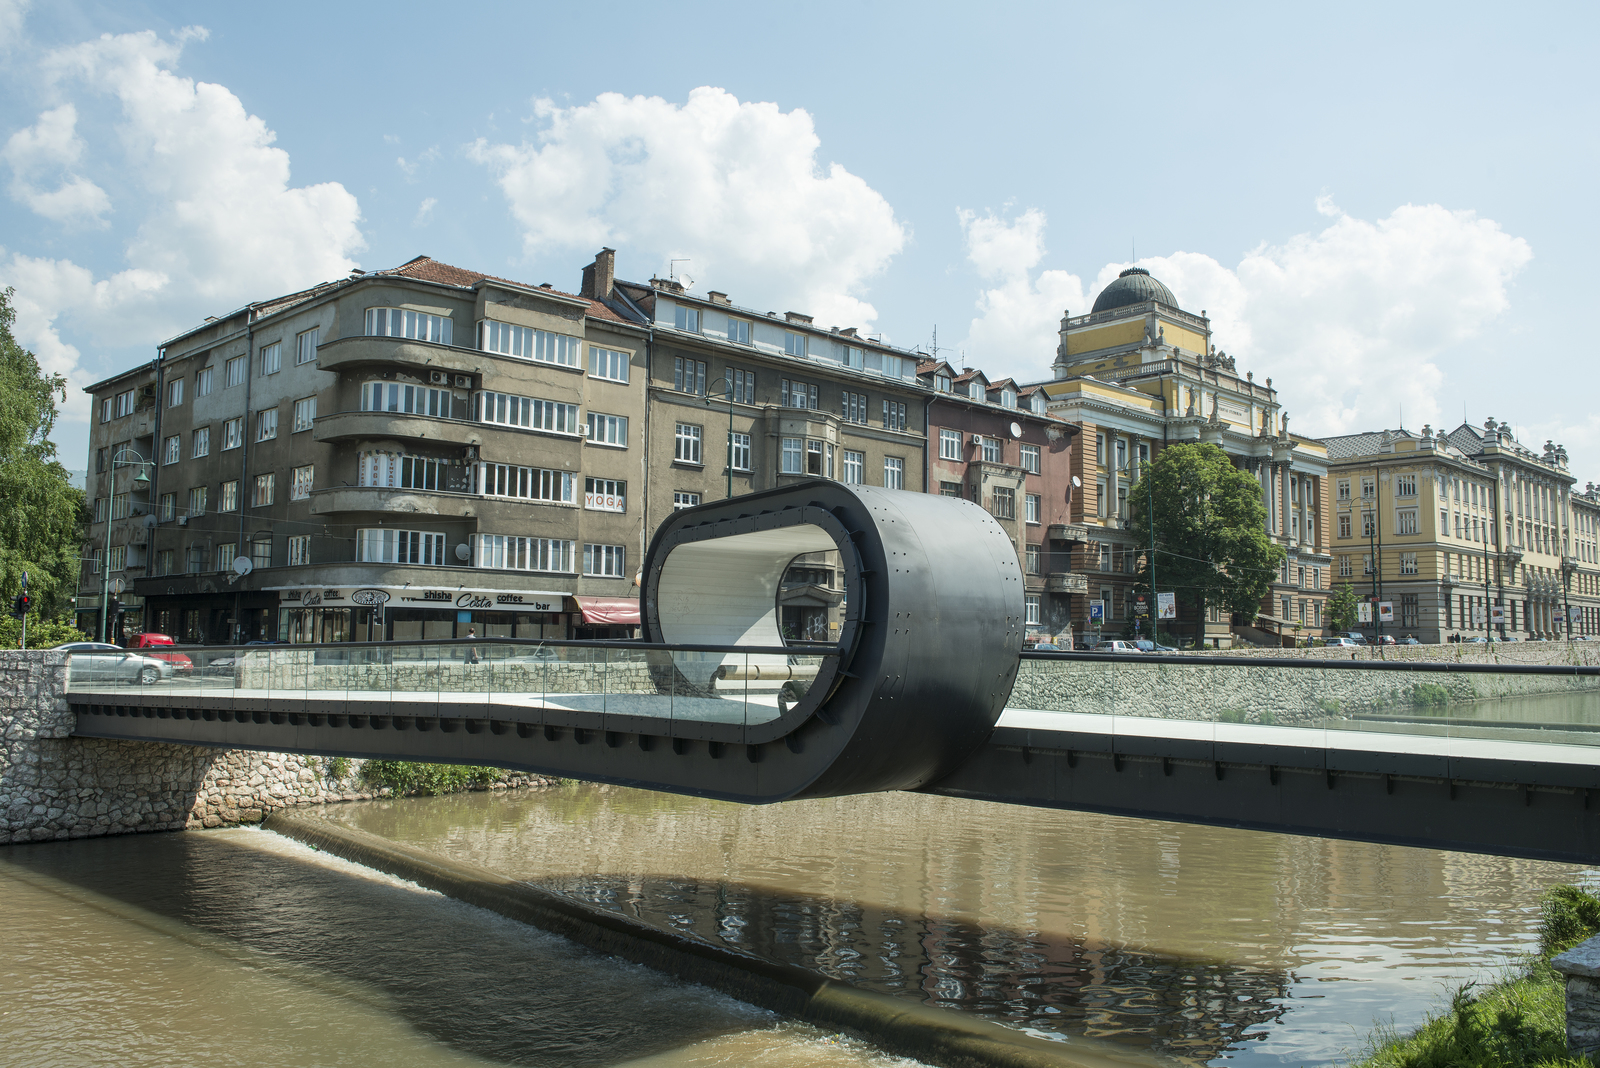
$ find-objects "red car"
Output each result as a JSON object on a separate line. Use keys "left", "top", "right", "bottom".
{"left": 128, "top": 633, "right": 193, "bottom": 674}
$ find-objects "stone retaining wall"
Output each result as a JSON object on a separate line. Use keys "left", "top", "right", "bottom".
{"left": 1, "top": 651, "right": 552, "bottom": 845}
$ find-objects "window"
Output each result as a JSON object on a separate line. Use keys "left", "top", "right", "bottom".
{"left": 185, "top": 545, "right": 205, "bottom": 574}
{"left": 1025, "top": 594, "right": 1041, "bottom": 625}
{"left": 293, "top": 397, "right": 317, "bottom": 432}
{"left": 1096, "top": 480, "right": 1107, "bottom": 518}
{"left": 159, "top": 493, "right": 175, "bottom": 521}
{"left": 296, "top": 327, "right": 319, "bottom": 365}
{"left": 883, "top": 457, "right": 904, "bottom": 489}
{"left": 673, "top": 357, "right": 707, "bottom": 395}
{"left": 99, "top": 398, "right": 112, "bottom": 423}
{"left": 215, "top": 543, "right": 235, "bottom": 574}
{"left": 584, "top": 477, "right": 626, "bottom": 512}
{"left": 358, "top": 528, "right": 447, "bottom": 566}
{"left": 807, "top": 439, "right": 826, "bottom": 476}
{"left": 187, "top": 486, "right": 207, "bottom": 518}
{"left": 1118, "top": 487, "right": 1128, "bottom": 519}
{"left": 673, "top": 492, "right": 700, "bottom": 510}
{"left": 883, "top": 400, "right": 907, "bottom": 431}
{"left": 478, "top": 319, "right": 578, "bottom": 366}
{"left": 256, "top": 408, "right": 278, "bottom": 441}
{"left": 1030, "top": 392, "right": 1046, "bottom": 415}
{"left": 731, "top": 432, "right": 752, "bottom": 472}
{"left": 584, "top": 544, "right": 627, "bottom": 578}
{"left": 114, "top": 389, "right": 136, "bottom": 418}
{"left": 167, "top": 378, "right": 184, "bottom": 408}
{"left": 675, "top": 423, "right": 703, "bottom": 464}
{"left": 1026, "top": 544, "right": 1040, "bottom": 574}
{"left": 366, "top": 307, "right": 453, "bottom": 345}
{"left": 939, "top": 429, "right": 963, "bottom": 461}
{"left": 586, "top": 412, "right": 629, "bottom": 447}
{"left": 253, "top": 473, "right": 275, "bottom": 507}
{"left": 1096, "top": 433, "right": 1106, "bottom": 465}
{"left": 1396, "top": 473, "right": 1417, "bottom": 497}
{"left": 225, "top": 356, "right": 246, "bottom": 388}
{"left": 105, "top": 544, "right": 126, "bottom": 572}
{"left": 356, "top": 453, "right": 464, "bottom": 493}
{"left": 1441, "top": 508, "right": 1450, "bottom": 535}
{"left": 729, "top": 368, "right": 756, "bottom": 404}
{"left": 472, "top": 534, "right": 574, "bottom": 573}
{"left": 992, "top": 486, "right": 1015, "bottom": 519}
{"left": 781, "top": 379, "right": 818, "bottom": 409}
{"left": 842, "top": 450, "right": 865, "bottom": 484}
{"left": 191, "top": 426, "right": 210, "bottom": 458}
{"left": 1396, "top": 510, "right": 1418, "bottom": 535}
{"left": 155, "top": 549, "right": 173, "bottom": 576}
{"left": 728, "top": 319, "right": 751, "bottom": 345}
{"left": 260, "top": 342, "right": 282, "bottom": 376}
{"left": 1099, "top": 544, "right": 1112, "bottom": 571}
{"left": 1115, "top": 439, "right": 1127, "bottom": 471}
{"left": 940, "top": 481, "right": 962, "bottom": 498}
{"left": 1340, "top": 555, "right": 1353, "bottom": 577}
{"left": 1362, "top": 512, "right": 1375, "bottom": 538}
{"left": 95, "top": 447, "right": 107, "bottom": 473}
{"left": 968, "top": 380, "right": 985, "bottom": 401}
{"left": 1026, "top": 493, "right": 1041, "bottom": 524}
{"left": 222, "top": 418, "right": 242, "bottom": 451}
{"left": 1401, "top": 593, "right": 1419, "bottom": 628}
{"left": 1361, "top": 477, "right": 1375, "bottom": 500}
{"left": 1297, "top": 566, "right": 1306, "bottom": 588}
{"left": 287, "top": 535, "right": 311, "bottom": 566}
{"left": 1400, "top": 551, "right": 1418, "bottom": 575}
{"left": 781, "top": 437, "right": 804, "bottom": 474}
{"left": 480, "top": 463, "right": 575, "bottom": 504}
{"left": 290, "top": 465, "right": 314, "bottom": 501}
{"left": 784, "top": 331, "right": 806, "bottom": 357}
{"left": 252, "top": 539, "right": 273, "bottom": 576}
{"left": 673, "top": 305, "right": 700, "bottom": 333}
{"left": 1339, "top": 514, "right": 1351, "bottom": 538}
{"left": 981, "top": 437, "right": 1001, "bottom": 464}
{"left": 220, "top": 480, "right": 239, "bottom": 512}
{"left": 935, "top": 373, "right": 951, "bottom": 392}
{"left": 88, "top": 548, "right": 102, "bottom": 574}
{"left": 195, "top": 367, "right": 213, "bottom": 397}
{"left": 589, "top": 346, "right": 630, "bottom": 382}
{"left": 1000, "top": 388, "right": 1017, "bottom": 409}
{"left": 364, "top": 381, "right": 454, "bottom": 418}
{"left": 1020, "top": 444, "right": 1040, "bottom": 474}
{"left": 164, "top": 435, "right": 181, "bottom": 465}
{"left": 841, "top": 391, "right": 869, "bottom": 424}
{"left": 844, "top": 345, "right": 864, "bottom": 369}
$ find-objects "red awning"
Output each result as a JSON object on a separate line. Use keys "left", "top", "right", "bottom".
{"left": 572, "top": 596, "right": 641, "bottom": 626}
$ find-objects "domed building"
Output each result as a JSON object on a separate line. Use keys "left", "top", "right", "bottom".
{"left": 1089, "top": 267, "right": 1179, "bottom": 314}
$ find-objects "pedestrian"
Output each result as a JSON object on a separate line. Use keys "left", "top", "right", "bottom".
{"left": 466, "top": 626, "right": 479, "bottom": 665}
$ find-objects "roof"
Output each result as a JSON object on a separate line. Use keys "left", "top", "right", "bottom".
{"left": 1090, "top": 267, "right": 1179, "bottom": 314}
{"left": 377, "top": 256, "right": 631, "bottom": 324}
{"left": 1322, "top": 430, "right": 1411, "bottom": 460}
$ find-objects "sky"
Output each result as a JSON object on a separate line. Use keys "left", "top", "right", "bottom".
{"left": 2, "top": 0, "right": 1597, "bottom": 485}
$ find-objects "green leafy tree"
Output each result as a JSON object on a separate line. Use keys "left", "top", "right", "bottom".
{"left": 1326, "top": 582, "right": 1360, "bottom": 633}
{"left": 1127, "top": 443, "right": 1285, "bottom": 647}
{"left": 0, "top": 287, "right": 86, "bottom": 624}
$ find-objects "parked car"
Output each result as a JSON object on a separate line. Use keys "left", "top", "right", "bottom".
{"left": 1323, "top": 636, "right": 1361, "bottom": 647}
{"left": 53, "top": 641, "right": 174, "bottom": 685}
{"left": 1092, "top": 640, "right": 1144, "bottom": 654}
{"left": 128, "top": 632, "right": 193, "bottom": 674}
{"left": 1028, "top": 641, "right": 1066, "bottom": 652}
{"left": 1133, "top": 640, "right": 1176, "bottom": 653}
{"left": 1342, "top": 632, "right": 1369, "bottom": 646}
{"left": 1397, "top": 636, "right": 1421, "bottom": 645}
{"left": 1374, "top": 634, "right": 1397, "bottom": 646}
{"left": 1073, "top": 639, "right": 1094, "bottom": 651}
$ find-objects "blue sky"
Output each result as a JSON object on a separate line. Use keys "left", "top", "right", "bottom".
{"left": 3, "top": 0, "right": 1596, "bottom": 482}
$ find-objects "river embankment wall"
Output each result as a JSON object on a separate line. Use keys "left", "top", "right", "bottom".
{"left": 0, "top": 650, "right": 545, "bottom": 845}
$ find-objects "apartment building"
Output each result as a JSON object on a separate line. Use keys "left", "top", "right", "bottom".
{"left": 1036, "top": 267, "right": 1333, "bottom": 646}
{"left": 80, "top": 256, "right": 650, "bottom": 645}
{"left": 919, "top": 361, "right": 1081, "bottom": 644}
{"left": 79, "top": 363, "right": 161, "bottom": 642}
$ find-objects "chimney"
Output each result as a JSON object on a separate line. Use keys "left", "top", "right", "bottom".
{"left": 707, "top": 291, "right": 731, "bottom": 305}
{"left": 580, "top": 248, "right": 616, "bottom": 301}
{"left": 784, "top": 311, "right": 813, "bottom": 325}
{"left": 839, "top": 327, "right": 858, "bottom": 338}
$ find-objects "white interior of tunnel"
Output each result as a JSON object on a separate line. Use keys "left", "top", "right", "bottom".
{"left": 656, "top": 525, "right": 839, "bottom": 652}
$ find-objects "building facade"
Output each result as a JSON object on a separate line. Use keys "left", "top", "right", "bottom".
{"left": 1036, "top": 268, "right": 1333, "bottom": 647}
{"left": 79, "top": 363, "right": 161, "bottom": 643}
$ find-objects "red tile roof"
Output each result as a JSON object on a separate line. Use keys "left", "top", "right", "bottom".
{"left": 376, "top": 255, "right": 631, "bottom": 324}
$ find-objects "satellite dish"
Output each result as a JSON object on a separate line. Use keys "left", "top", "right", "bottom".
{"left": 455, "top": 543, "right": 471, "bottom": 562}
{"left": 1009, "top": 421, "right": 1023, "bottom": 438}
{"left": 1072, "top": 476, "right": 1082, "bottom": 488}
{"left": 233, "top": 557, "right": 254, "bottom": 576}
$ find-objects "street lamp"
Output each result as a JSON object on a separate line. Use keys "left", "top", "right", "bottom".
{"left": 704, "top": 373, "right": 737, "bottom": 501}
{"left": 100, "top": 446, "right": 155, "bottom": 643}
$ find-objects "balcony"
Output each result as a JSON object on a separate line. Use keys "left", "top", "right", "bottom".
{"left": 314, "top": 334, "right": 488, "bottom": 379}
{"left": 313, "top": 410, "right": 585, "bottom": 460}
{"left": 1045, "top": 571, "right": 1089, "bottom": 594}
{"left": 1047, "top": 523, "right": 1088, "bottom": 543}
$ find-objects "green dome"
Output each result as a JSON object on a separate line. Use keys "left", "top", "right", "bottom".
{"left": 1091, "top": 267, "right": 1178, "bottom": 313}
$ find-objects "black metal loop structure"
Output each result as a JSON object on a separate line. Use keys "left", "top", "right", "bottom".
{"left": 69, "top": 481, "right": 1025, "bottom": 805}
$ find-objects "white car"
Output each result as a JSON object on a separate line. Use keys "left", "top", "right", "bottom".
{"left": 1091, "top": 640, "right": 1144, "bottom": 654}
{"left": 55, "top": 641, "right": 175, "bottom": 686}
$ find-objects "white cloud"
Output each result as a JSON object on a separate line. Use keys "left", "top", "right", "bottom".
{"left": 396, "top": 145, "right": 439, "bottom": 180}
{"left": 468, "top": 86, "right": 906, "bottom": 328}
{"left": 957, "top": 206, "right": 1086, "bottom": 368}
{"left": 3, "top": 103, "right": 112, "bottom": 224}
{"left": 0, "top": 26, "right": 364, "bottom": 432}
{"left": 961, "top": 202, "right": 1531, "bottom": 438}
{"left": 414, "top": 196, "right": 437, "bottom": 226}
{"left": 0, "top": 0, "right": 31, "bottom": 50}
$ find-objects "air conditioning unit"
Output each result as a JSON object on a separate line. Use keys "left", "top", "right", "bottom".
{"left": 454, "top": 374, "right": 471, "bottom": 388}
{"left": 970, "top": 434, "right": 984, "bottom": 444}
{"left": 429, "top": 371, "right": 449, "bottom": 385}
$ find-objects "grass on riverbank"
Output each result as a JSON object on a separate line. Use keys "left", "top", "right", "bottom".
{"left": 1354, "top": 885, "right": 1600, "bottom": 1068}
{"left": 358, "top": 761, "right": 503, "bottom": 796}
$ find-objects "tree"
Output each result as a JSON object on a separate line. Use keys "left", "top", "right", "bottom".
{"left": 1326, "top": 582, "right": 1360, "bottom": 634}
{"left": 1127, "top": 443, "right": 1286, "bottom": 648}
{"left": 0, "top": 287, "right": 86, "bottom": 624}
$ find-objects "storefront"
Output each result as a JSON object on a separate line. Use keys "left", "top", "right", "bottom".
{"left": 569, "top": 596, "right": 641, "bottom": 640}
{"left": 273, "top": 584, "right": 577, "bottom": 644}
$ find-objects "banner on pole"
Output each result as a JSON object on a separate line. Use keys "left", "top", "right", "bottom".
{"left": 1357, "top": 602, "right": 1372, "bottom": 623}
{"left": 1157, "top": 592, "right": 1176, "bottom": 619}
{"left": 1378, "top": 601, "right": 1394, "bottom": 623}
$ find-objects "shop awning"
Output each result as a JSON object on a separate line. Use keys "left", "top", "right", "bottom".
{"left": 572, "top": 596, "right": 641, "bottom": 626}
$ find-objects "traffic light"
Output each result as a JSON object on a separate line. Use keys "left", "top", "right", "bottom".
{"left": 10, "top": 593, "right": 29, "bottom": 619}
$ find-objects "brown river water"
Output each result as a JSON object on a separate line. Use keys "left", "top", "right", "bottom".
{"left": 0, "top": 784, "right": 1590, "bottom": 1067}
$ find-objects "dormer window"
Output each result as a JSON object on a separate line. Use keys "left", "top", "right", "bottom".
{"left": 673, "top": 305, "right": 700, "bottom": 333}
{"left": 968, "top": 380, "right": 984, "bottom": 400}
{"left": 1000, "top": 388, "right": 1017, "bottom": 408}
{"left": 1029, "top": 392, "right": 1046, "bottom": 414}
{"left": 935, "top": 374, "right": 951, "bottom": 392}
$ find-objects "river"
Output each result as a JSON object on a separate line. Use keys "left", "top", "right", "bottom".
{"left": 0, "top": 784, "right": 1590, "bottom": 1067}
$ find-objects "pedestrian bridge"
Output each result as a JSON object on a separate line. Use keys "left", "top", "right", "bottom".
{"left": 62, "top": 481, "right": 1600, "bottom": 865}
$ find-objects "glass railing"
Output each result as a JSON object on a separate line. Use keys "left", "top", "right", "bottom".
{"left": 1010, "top": 651, "right": 1600, "bottom": 761}
{"left": 64, "top": 640, "right": 833, "bottom": 733}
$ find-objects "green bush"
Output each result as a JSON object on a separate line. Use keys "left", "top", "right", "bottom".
{"left": 1217, "top": 708, "right": 1247, "bottom": 723}
{"left": 1412, "top": 682, "right": 1452, "bottom": 709}
{"left": 1539, "top": 884, "right": 1600, "bottom": 958}
{"left": 1258, "top": 709, "right": 1277, "bottom": 726}
{"left": 359, "top": 760, "right": 501, "bottom": 796}
{"left": 0, "top": 615, "right": 88, "bottom": 649}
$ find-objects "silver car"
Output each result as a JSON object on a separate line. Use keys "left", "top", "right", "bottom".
{"left": 56, "top": 642, "right": 174, "bottom": 686}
